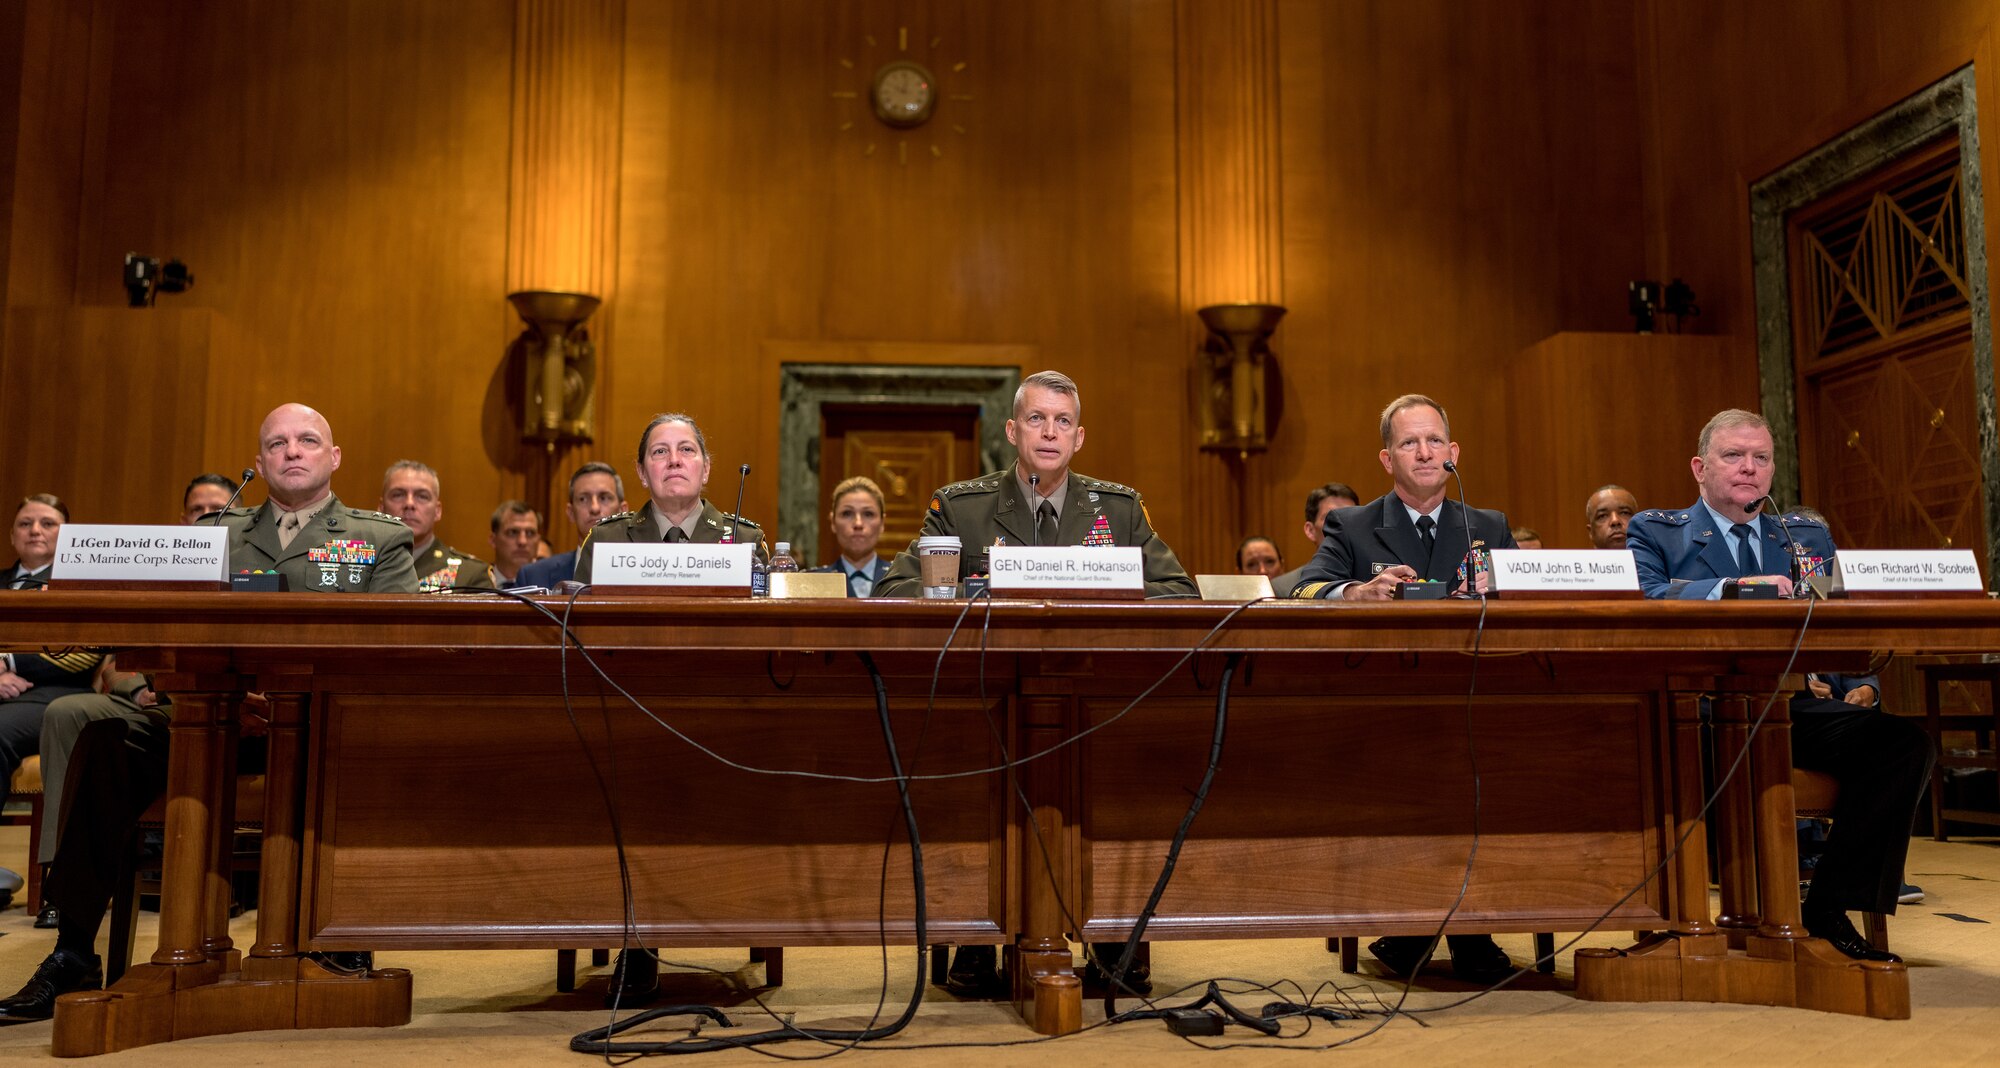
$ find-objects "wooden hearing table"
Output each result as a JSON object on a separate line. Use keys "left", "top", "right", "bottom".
{"left": 0, "top": 592, "right": 1957, "bottom": 1055}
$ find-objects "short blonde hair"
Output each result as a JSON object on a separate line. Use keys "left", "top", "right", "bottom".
{"left": 1378, "top": 394, "right": 1449, "bottom": 448}
{"left": 1697, "top": 409, "right": 1770, "bottom": 456}
{"left": 829, "top": 476, "right": 885, "bottom": 514}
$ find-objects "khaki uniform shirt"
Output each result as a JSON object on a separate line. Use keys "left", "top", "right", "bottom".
{"left": 572, "top": 499, "right": 768, "bottom": 584}
{"left": 213, "top": 494, "right": 419, "bottom": 593}
{"left": 876, "top": 468, "right": 1196, "bottom": 599}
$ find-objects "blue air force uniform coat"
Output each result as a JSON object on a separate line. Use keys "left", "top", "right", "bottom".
{"left": 1626, "top": 503, "right": 1833, "bottom": 599}
{"left": 1626, "top": 498, "right": 1931, "bottom": 916}
{"left": 1291, "top": 493, "right": 1516, "bottom": 598}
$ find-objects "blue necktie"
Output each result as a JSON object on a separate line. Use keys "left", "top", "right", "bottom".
{"left": 1731, "top": 523, "right": 1759, "bottom": 577}
{"left": 848, "top": 567, "right": 872, "bottom": 598}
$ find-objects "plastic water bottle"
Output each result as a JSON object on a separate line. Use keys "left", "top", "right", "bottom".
{"left": 769, "top": 542, "right": 800, "bottom": 574}
{"left": 750, "top": 555, "right": 768, "bottom": 597}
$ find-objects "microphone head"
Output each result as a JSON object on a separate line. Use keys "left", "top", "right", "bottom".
{"left": 738, "top": 463, "right": 750, "bottom": 476}
{"left": 1442, "top": 460, "right": 1457, "bottom": 472}
{"left": 1029, "top": 473, "right": 1040, "bottom": 486}
{"left": 240, "top": 467, "right": 257, "bottom": 483}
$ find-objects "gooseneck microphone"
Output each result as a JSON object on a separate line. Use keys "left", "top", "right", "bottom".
{"left": 199, "top": 467, "right": 258, "bottom": 525}
{"left": 728, "top": 463, "right": 750, "bottom": 543}
{"left": 1757, "top": 494, "right": 1813, "bottom": 597}
{"left": 1442, "top": 459, "right": 1481, "bottom": 597}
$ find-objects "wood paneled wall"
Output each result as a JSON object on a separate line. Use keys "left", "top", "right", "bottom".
{"left": 12, "top": 1, "right": 1962, "bottom": 575}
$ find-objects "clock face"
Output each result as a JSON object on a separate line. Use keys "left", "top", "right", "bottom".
{"left": 872, "top": 61, "right": 935, "bottom": 128}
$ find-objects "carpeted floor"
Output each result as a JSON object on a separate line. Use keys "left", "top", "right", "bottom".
{"left": 0, "top": 828, "right": 1995, "bottom": 1065}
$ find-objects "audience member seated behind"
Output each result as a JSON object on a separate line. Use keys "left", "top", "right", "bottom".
{"left": 1235, "top": 535, "right": 1284, "bottom": 579}
{"left": 1511, "top": 526, "right": 1543, "bottom": 549}
{"left": 518, "top": 462, "right": 627, "bottom": 588}
{"left": 487, "top": 500, "right": 542, "bottom": 588}
{"left": 1584, "top": 484, "right": 1638, "bottom": 550}
{"left": 1, "top": 495, "right": 107, "bottom": 909}
{"left": 380, "top": 461, "right": 493, "bottom": 593}
{"left": 810, "top": 476, "right": 890, "bottom": 596}
{"left": 1624, "top": 407, "right": 1933, "bottom": 963}
{"left": 0, "top": 402, "right": 417, "bottom": 1024}
{"left": 1271, "top": 482, "right": 1358, "bottom": 597}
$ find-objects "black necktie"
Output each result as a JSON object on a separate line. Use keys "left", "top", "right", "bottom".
{"left": 1732, "top": 523, "right": 1758, "bottom": 577}
{"left": 1416, "top": 515, "right": 1437, "bottom": 559}
{"left": 1036, "top": 501, "right": 1058, "bottom": 547}
{"left": 666, "top": 527, "right": 689, "bottom": 543}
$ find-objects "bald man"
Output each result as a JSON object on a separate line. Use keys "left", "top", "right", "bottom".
{"left": 216, "top": 403, "right": 418, "bottom": 592}
{"left": 0, "top": 403, "right": 417, "bottom": 1023}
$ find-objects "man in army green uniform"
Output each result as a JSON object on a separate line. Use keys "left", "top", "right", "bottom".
{"left": 877, "top": 369, "right": 1192, "bottom": 998}
{"left": 876, "top": 370, "right": 1195, "bottom": 600}
{"left": 572, "top": 412, "right": 767, "bottom": 586}
{"left": 379, "top": 460, "right": 494, "bottom": 593}
{"left": 205, "top": 403, "right": 418, "bottom": 593}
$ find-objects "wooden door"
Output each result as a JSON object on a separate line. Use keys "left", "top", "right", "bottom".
{"left": 1790, "top": 136, "right": 1984, "bottom": 573}
{"left": 819, "top": 405, "right": 981, "bottom": 565}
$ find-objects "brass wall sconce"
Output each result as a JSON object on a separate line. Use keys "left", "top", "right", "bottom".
{"left": 1197, "top": 303, "right": 1286, "bottom": 457}
{"left": 508, "top": 290, "right": 600, "bottom": 447}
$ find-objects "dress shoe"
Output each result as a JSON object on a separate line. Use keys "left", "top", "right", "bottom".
{"left": 605, "top": 949, "right": 660, "bottom": 1008}
{"left": 1898, "top": 883, "right": 1925, "bottom": 905}
{"left": 0, "top": 949, "right": 102, "bottom": 1024}
{"left": 1083, "top": 942, "right": 1153, "bottom": 995}
{"left": 1445, "top": 935, "right": 1516, "bottom": 984}
{"left": 33, "top": 905, "right": 58, "bottom": 930}
{"left": 1366, "top": 935, "right": 1438, "bottom": 978}
{"left": 307, "top": 951, "right": 374, "bottom": 974}
{"left": 1805, "top": 910, "right": 1899, "bottom": 962}
{"left": 943, "top": 945, "right": 1006, "bottom": 998}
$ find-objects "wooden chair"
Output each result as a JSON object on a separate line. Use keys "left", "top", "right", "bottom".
{"left": 1792, "top": 767, "right": 1889, "bottom": 951}
{"left": 2, "top": 756, "right": 46, "bottom": 909}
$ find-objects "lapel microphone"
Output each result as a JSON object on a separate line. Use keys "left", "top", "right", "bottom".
{"left": 200, "top": 468, "right": 258, "bottom": 525}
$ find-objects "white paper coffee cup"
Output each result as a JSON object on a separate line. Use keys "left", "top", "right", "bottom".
{"left": 917, "top": 536, "right": 961, "bottom": 596}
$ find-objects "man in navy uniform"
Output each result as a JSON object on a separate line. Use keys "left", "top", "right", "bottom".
{"left": 1289, "top": 393, "right": 1518, "bottom": 982}
{"left": 1625, "top": 408, "right": 1932, "bottom": 961}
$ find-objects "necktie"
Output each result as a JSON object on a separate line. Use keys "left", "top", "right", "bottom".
{"left": 1416, "top": 515, "right": 1437, "bottom": 559}
{"left": 277, "top": 512, "right": 302, "bottom": 550}
{"left": 1036, "top": 501, "right": 1058, "bottom": 547}
{"left": 665, "top": 527, "right": 689, "bottom": 543}
{"left": 1732, "top": 523, "right": 1759, "bottom": 577}
{"left": 849, "top": 568, "right": 872, "bottom": 598}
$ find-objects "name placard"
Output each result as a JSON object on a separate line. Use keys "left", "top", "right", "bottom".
{"left": 52, "top": 525, "right": 228, "bottom": 584}
{"left": 988, "top": 546, "right": 1143, "bottom": 595}
{"left": 1487, "top": 549, "right": 1640, "bottom": 598}
{"left": 1836, "top": 549, "right": 1984, "bottom": 596}
{"left": 591, "top": 542, "right": 752, "bottom": 589}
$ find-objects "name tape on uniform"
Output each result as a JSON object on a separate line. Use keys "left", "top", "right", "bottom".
{"left": 1836, "top": 549, "right": 1983, "bottom": 594}
{"left": 1487, "top": 548, "right": 1640, "bottom": 593}
{"left": 592, "top": 542, "right": 752, "bottom": 588}
{"left": 54, "top": 524, "right": 228, "bottom": 583}
{"left": 988, "top": 546, "right": 1142, "bottom": 591}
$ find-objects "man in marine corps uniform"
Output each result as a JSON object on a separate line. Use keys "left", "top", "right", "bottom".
{"left": 876, "top": 370, "right": 1195, "bottom": 601}
{"left": 877, "top": 370, "right": 1193, "bottom": 998}
{"left": 208, "top": 403, "right": 418, "bottom": 593}
{"left": 572, "top": 412, "right": 767, "bottom": 587}
{"left": 0, "top": 403, "right": 417, "bottom": 1023}
{"left": 379, "top": 460, "right": 494, "bottom": 593}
